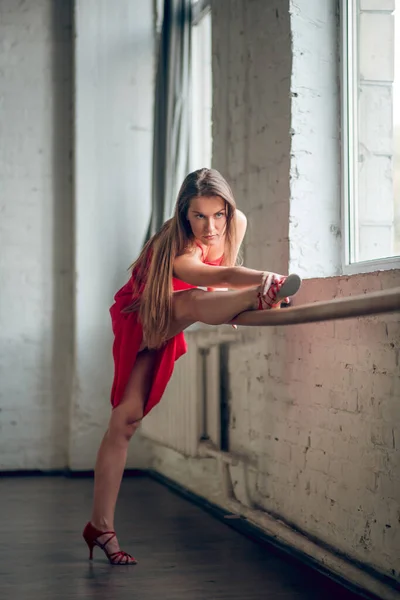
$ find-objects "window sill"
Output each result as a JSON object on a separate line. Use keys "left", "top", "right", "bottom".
{"left": 342, "top": 256, "right": 400, "bottom": 275}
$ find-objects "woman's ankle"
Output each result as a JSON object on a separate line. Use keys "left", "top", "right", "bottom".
{"left": 90, "top": 516, "right": 114, "bottom": 531}
{"left": 248, "top": 286, "right": 261, "bottom": 311}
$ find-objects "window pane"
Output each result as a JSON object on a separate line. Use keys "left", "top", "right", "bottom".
{"left": 190, "top": 10, "right": 212, "bottom": 170}
{"left": 394, "top": 4, "right": 400, "bottom": 254}
{"left": 348, "top": 0, "right": 399, "bottom": 263}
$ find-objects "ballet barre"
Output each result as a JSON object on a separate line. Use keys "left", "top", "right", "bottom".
{"left": 233, "top": 286, "right": 400, "bottom": 327}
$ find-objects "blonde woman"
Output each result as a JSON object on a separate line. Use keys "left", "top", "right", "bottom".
{"left": 83, "top": 168, "right": 301, "bottom": 564}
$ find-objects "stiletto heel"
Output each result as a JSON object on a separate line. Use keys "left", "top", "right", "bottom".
{"left": 82, "top": 522, "right": 137, "bottom": 565}
{"left": 86, "top": 542, "right": 94, "bottom": 560}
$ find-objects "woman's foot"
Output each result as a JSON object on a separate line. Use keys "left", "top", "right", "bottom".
{"left": 83, "top": 522, "right": 137, "bottom": 565}
{"left": 258, "top": 272, "right": 301, "bottom": 309}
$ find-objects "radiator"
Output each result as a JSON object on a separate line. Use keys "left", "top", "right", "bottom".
{"left": 140, "top": 337, "right": 222, "bottom": 456}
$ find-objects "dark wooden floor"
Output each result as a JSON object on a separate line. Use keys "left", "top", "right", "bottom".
{"left": 0, "top": 475, "right": 367, "bottom": 600}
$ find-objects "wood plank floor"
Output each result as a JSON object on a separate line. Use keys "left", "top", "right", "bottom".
{"left": 0, "top": 475, "right": 366, "bottom": 600}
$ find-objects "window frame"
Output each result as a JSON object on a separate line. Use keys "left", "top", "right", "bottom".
{"left": 190, "top": 0, "right": 212, "bottom": 171}
{"left": 341, "top": 0, "right": 400, "bottom": 275}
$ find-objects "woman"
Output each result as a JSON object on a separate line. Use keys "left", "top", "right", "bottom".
{"left": 82, "top": 168, "right": 300, "bottom": 564}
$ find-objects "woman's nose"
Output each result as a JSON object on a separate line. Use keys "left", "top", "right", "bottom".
{"left": 205, "top": 218, "right": 215, "bottom": 231}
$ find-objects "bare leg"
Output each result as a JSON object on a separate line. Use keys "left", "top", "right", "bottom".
{"left": 90, "top": 349, "right": 157, "bottom": 560}
{"left": 138, "top": 286, "right": 260, "bottom": 351}
{"left": 172, "top": 273, "right": 301, "bottom": 327}
{"left": 89, "top": 284, "right": 264, "bottom": 556}
{"left": 182, "top": 286, "right": 259, "bottom": 325}
{"left": 171, "top": 271, "right": 301, "bottom": 326}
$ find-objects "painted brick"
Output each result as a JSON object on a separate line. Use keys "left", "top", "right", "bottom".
{"left": 359, "top": 12, "right": 394, "bottom": 82}
{"left": 358, "top": 156, "right": 393, "bottom": 223}
{"left": 305, "top": 448, "right": 330, "bottom": 475}
{"left": 329, "top": 389, "right": 358, "bottom": 413}
{"left": 210, "top": 273, "right": 400, "bottom": 581}
{"left": 0, "top": 0, "right": 73, "bottom": 470}
{"left": 370, "top": 423, "right": 396, "bottom": 450}
{"left": 360, "top": 0, "right": 395, "bottom": 9}
{"left": 378, "top": 473, "right": 400, "bottom": 501}
{"left": 142, "top": 0, "right": 400, "bottom": 589}
{"left": 358, "top": 85, "right": 393, "bottom": 155}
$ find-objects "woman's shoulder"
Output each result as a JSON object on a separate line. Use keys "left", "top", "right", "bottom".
{"left": 235, "top": 209, "right": 247, "bottom": 229}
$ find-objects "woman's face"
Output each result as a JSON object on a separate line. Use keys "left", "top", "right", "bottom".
{"left": 187, "top": 195, "right": 227, "bottom": 246}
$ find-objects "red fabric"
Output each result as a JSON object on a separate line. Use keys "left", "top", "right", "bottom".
{"left": 109, "top": 248, "right": 223, "bottom": 416}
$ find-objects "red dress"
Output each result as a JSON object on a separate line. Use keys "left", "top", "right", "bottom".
{"left": 109, "top": 246, "right": 223, "bottom": 416}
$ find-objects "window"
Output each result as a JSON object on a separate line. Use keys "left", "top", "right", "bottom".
{"left": 342, "top": 0, "right": 400, "bottom": 271}
{"left": 190, "top": 2, "right": 212, "bottom": 170}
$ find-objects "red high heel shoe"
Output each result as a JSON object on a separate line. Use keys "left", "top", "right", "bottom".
{"left": 82, "top": 522, "right": 137, "bottom": 565}
{"left": 258, "top": 272, "right": 301, "bottom": 309}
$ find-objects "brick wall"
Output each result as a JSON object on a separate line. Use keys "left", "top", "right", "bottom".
{"left": 0, "top": 0, "right": 155, "bottom": 471}
{"left": 211, "top": 0, "right": 292, "bottom": 275}
{"left": 289, "top": 0, "right": 341, "bottom": 277}
{"left": 148, "top": 0, "right": 400, "bottom": 589}
{"left": 70, "top": 0, "right": 155, "bottom": 470}
{"left": 0, "top": 0, "right": 73, "bottom": 469}
{"left": 226, "top": 271, "right": 399, "bottom": 578}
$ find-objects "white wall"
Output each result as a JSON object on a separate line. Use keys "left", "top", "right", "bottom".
{"left": 212, "top": 0, "right": 292, "bottom": 275}
{"left": 289, "top": 0, "right": 341, "bottom": 277}
{"left": 0, "top": 0, "right": 73, "bottom": 469}
{"left": 146, "top": 0, "right": 400, "bottom": 594}
{"left": 70, "top": 0, "right": 155, "bottom": 469}
{"left": 0, "top": 0, "right": 155, "bottom": 471}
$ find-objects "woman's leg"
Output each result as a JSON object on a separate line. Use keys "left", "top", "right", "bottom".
{"left": 169, "top": 272, "right": 301, "bottom": 329}
{"left": 89, "top": 285, "right": 264, "bottom": 554}
{"left": 138, "top": 286, "right": 260, "bottom": 351}
{"left": 90, "top": 349, "right": 157, "bottom": 559}
{"left": 173, "top": 286, "right": 259, "bottom": 326}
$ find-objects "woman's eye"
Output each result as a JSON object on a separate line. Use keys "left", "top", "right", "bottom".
{"left": 216, "top": 212, "right": 225, "bottom": 218}
{"left": 196, "top": 214, "right": 204, "bottom": 219}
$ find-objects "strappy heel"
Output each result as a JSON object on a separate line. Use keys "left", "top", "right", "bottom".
{"left": 258, "top": 273, "right": 301, "bottom": 309}
{"left": 82, "top": 522, "right": 137, "bottom": 565}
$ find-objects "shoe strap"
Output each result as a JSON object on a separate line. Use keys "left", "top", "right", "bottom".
{"left": 109, "top": 550, "right": 135, "bottom": 564}
{"left": 96, "top": 531, "right": 117, "bottom": 549}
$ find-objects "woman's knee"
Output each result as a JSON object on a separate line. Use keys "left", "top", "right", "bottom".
{"left": 173, "top": 288, "right": 205, "bottom": 323}
{"left": 108, "top": 407, "right": 143, "bottom": 443}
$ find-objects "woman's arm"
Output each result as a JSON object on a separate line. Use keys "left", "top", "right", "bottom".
{"left": 232, "top": 209, "right": 247, "bottom": 263}
{"left": 173, "top": 208, "right": 271, "bottom": 289}
{"left": 173, "top": 254, "right": 266, "bottom": 289}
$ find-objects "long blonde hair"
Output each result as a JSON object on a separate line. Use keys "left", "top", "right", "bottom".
{"left": 128, "top": 168, "right": 238, "bottom": 348}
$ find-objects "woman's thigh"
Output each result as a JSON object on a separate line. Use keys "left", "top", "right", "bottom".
{"left": 111, "top": 288, "right": 203, "bottom": 428}
{"left": 111, "top": 349, "right": 158, "bottom": 427}
{"left": 169, "top": 289, "right": 200, "bottom": 335}
{"left": 138, "top": 289, "right": 200, "bottom": 352}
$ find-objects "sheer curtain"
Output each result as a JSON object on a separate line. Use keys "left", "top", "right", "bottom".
{"left": 148, "top": 0, "right": 192, "bottom": 237}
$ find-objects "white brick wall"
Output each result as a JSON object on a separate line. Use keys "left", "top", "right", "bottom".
{"left": 226, "top": 271, "right": 399, "bottom": 579}
{"left": 289, "top": 0, "right": 341, "bottom": 277}
{"left": 148, "top": 0, "right": 400, "bottom": 591}
{"left": 0, "top": 0, "right": 73, "bottom": 470}
{"left": 1, "top": 0, "right": 399, "bottom": 593}
{"left": 0, "top": 0, "right": 155, "bottom": 471}
{"left": 359, "top": 12, "right": 394, "bottom": 83}
{"left": 211, "top": 0, "right": 292, "bottom": 275}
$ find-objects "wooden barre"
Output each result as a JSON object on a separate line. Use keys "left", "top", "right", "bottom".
{"left": 232, "top": 287, "right": 400, "bottom": 327}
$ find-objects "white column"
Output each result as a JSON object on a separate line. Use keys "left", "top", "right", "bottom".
{"left": 71, "top": 0, "right": 155, "bottom": 469}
